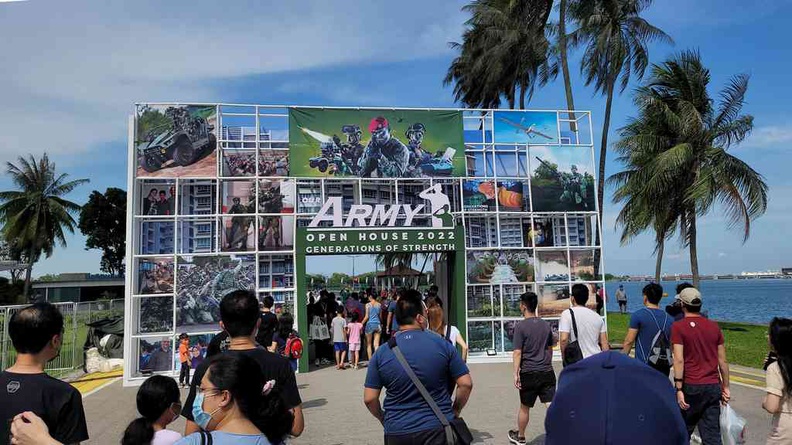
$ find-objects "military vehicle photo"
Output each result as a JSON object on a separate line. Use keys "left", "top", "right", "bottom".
{"left": 136, "top": 105, "right": 217, "bottom": 176}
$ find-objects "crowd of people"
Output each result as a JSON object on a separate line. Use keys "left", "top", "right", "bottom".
{"left": 1, "top": 282, "right": 791, "bottom": 444}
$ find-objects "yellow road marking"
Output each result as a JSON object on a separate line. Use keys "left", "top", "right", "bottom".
{"left": 731, "top": 374, "right": 763, "bottom": 389}
{"left": 70, "top": 369, "right": 123, "bottom": 395}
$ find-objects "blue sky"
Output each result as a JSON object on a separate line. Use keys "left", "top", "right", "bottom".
{"left": 1, "top": 0, "right": 791, "bottom": 277}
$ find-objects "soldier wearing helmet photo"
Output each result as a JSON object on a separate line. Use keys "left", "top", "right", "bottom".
{"left": 358, "top": 116, "right": 410, "bottom": 178}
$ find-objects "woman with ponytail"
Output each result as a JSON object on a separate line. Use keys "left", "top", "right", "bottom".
{"left": 764, "top": 317, "right": 792, "bottom": 444}
{"left": 176, "top": 354, "right": 293, "bottom": 445}
{"left": 122, "top": 375, "right": 182, "bottom": 445}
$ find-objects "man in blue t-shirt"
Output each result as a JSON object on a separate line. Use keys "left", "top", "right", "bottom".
{"left": 622, "top": 283, "right": 673, "bottom": 367}
{"left": 364, "top": 290, "right": 473, "bottom": 444}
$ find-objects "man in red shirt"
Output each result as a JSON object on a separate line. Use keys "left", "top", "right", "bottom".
{"left": 671, "top": 288, "right": 730, "bottom": 444}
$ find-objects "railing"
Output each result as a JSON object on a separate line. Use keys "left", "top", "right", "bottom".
{"left": 0, "top": 299, "right": 124, "bottom": 377}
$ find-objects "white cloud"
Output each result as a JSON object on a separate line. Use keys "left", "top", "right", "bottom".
{"left": 0, "top": 0, "right": 466, "bottom": 162}
{"left": 743, "top": 125, "right": 792, "bottom": 148}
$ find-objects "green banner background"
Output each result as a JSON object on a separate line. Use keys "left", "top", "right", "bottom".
{"left": 289, "top": 108, "right": 465, "bottom": 177}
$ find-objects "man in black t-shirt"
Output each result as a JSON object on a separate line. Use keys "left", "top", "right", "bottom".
{"left": 509, "top": 292, "right": 555, "bottom": 445}
{"left": 0, "top": 303, "right": 88, "bottom": 445}
{"left": 256, "top": 295, "right": 278, "bottom": 350}
{"left": 182, "top": 290, "right": 304, "bottom": 437}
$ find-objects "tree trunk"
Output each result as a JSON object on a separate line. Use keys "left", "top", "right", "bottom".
{"left": 689, "top": 213, "right": 700, "bottom": 288}
{"left": 508, "top": 84, "right": 516, "bottom": 110}
{"left": 23, "top": 246, "right": 34, "bottom": 298}
{"left": 558, "top": 0, "right": 577, "bottom": 133}
{"left": 593, "top": 78, "right": 616, "bottom": 278}
{"left": 655, "top": 238, "right": 664, "bottom": 284}
{"left": 519, "top": 77, "right": 527, "bottom": 109}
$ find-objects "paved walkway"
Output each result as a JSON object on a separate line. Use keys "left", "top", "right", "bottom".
{"left": 78, "top": 363, "right": 775, "bottom": 445}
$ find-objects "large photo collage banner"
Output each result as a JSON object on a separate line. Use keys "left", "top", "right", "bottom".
{"left": 131, "top": 105, "right": 600, "bottom": 372}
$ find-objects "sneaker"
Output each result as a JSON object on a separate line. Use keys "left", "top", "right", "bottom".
{"left": 508, "top": 430, "right": 526, "bottom": 445}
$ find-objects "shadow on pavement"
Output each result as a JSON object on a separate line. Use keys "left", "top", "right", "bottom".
{"left": 470, "top": 428, "right": 494, "bottom": 442}
{"left": 302, "top": 398, "right": 328, "bottom": 409}
{"left": 527, "top": 434, "right": 546, "bottom": 444}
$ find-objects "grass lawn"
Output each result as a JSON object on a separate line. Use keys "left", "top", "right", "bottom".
{"left": 606, "top": 312, "right": 768, "bottom": 369}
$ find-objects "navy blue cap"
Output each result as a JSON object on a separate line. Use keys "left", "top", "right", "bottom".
{"left": 545, "top": 351, "right": 689, "bottom": 445}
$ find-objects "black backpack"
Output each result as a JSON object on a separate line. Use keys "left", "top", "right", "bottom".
{"left": 638, "top": 309, "right": 673, "bottom": 375}
{"left": 562, "top": 309, "right": 584, "bottom": 367}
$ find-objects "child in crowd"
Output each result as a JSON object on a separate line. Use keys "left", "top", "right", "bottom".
{"left": 177, "top": 333, "right": 190, "bottom": 388}
{"left": 272, "top": 313, "right": 300, "bottom": 372}
{"left": 346, "top": 312, "right": 364, "bottom": 369}
{"left": 332, "top": 307, "right": 348, "bottom": 370}
{"left": 122, "top": 375, "right": 183, "bottom": 445}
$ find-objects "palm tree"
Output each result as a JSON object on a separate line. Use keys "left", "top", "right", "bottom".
{"left": 0, "top": 154, "right": 89, "bottom": 297}
{"left": 610, "top": 111, "right": 682, "bottom": 283}
{"left": 568, "top": 0, "right": 671, "bottom": 273}
{"left": 616, "top": 50, "right": 768, "bottom": 287}
{"left": 445, "top": 0, "right": 555, "bottom": 109}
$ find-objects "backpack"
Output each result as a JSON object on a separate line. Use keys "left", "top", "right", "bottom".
{"left": 284, "top": 332, "right": 303, "bottom": 360}
{"left": 562, "top": 308, "right": 584, "bottom": 368}
{"left": 638, "top": 309, "right": 673, "bottom": 374}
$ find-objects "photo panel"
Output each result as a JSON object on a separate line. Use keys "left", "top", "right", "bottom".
{"left": 259, "top": 179, "right": 295, "bottom": 214}
{"left": 135, "top": 104, "right": 217, "bottom": 178}
{"left": 566, "top": 214, "right": 598, "bottom": 247}
{"left": 258, "top": 216, "right": 295, "bottom": 252}
{"left": 295, "top": 180, "right": 322, "bottom": 214}
{"left": 139, "top": 181, "right": 176, "bottom": 216}
{"left": 496, "top": 181, "right": 530, "bottom": 212}
{"left": 468, "top": 321, "right": 495, "bottom": 354}
{"left": 536, "top": 250, "right": 570, "bottom": 282}
{"left": 178, "top": 218, "right": 217, "bottom": 254}
{"left": 222, "top": 149, "right": 257, "bottom": 177}
{"left": 502, "top": 284, "right": 533, "bottom": 317}
{"left": 138, "top": 220, "right": 175, "bottom": 255}
{"left": 467, "top": 285, "right": 493, "bottom": 318}
{"left": 570, "top": 249, "right": 597, "bottom": 282}
{"left": 258, "top": 149, "right": 290, "bottom": 177}
{"left": 581, "top": 283, "right": 602, "bottom": 313}
{"left": 221, "top": 180, "right": 255, "bottom": 214}
{"left": 258, "top": 254, "right": 295, "bottom": 289}
{"left": 464, "top": 215, "right": 499, "bottom": 248}
{"left": 178, "top": 180, "right": 216, "bottom": 216}
{"left": 176, "top": 255, "right": 256, "bottom": 333}
{"left": 221, "top": 216, "right": 256, "bottom": 252}
{"left": 494, "top": 149, "right": 520, "bottom": 177}
{"left": 500, "top": 216, "right": 533, "bottom": 248}
{"left": 135, "top": 296, "right": 174, "bottom": 335}
{"left": 288, "top": 108, "right": 465, "bottom": 178}
{"left": 463, "top": 180, "right": 496, "bottom": 212}
{"left": 264, "top": 291, "right": 296, "bottom": 317}
{"left": 173, "top": 334, "right": 212, "bottom": 373}
{"left": 546, "top": 319, "right": 560, "bottom": 349}
{"left": 137, "top": 257, "right": 174, "bottom": 295}
{"left": 503, "top": 319, "right": 521, "bottom": 352}
{"left": 532, "top": 216, "right": 564, "bottom": 248}
{"left": 467, "top": 250, "right": 534, "bottom": 284}
{"left": 136, "top": 336, "right": 174, "bottom": 375}
{"left": 493, "top": 110, "right": 559, "bottom": 145}
{"left": 537, "top": 284, "right": 571, "bottom": 318}
{"left": 529, "top": 145, "right": 596, "bottom": 212}
{"left": 465, "top": 149, "right": 494, "bottom": 177}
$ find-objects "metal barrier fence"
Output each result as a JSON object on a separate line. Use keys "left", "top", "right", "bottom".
{"left": 0, "top": 299, "right": 124, "bottom": 376}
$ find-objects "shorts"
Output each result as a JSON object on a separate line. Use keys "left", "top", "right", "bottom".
{"left": 365, "top": 323, "right": 381, "bottom": 335}
{"left": 334, "top": 342, "right": 347, "bottom": 352}
{"left": 519, "top": 370, "right": 556, "bottom": 407}
{"left": 348, "top": 342, "right": 361, "bottom": 352}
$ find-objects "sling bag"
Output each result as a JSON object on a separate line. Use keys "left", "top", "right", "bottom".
{"left": 562, "top": 308, "right": 584, "bottom": 367}
{"left": 387, "top": 336, "right": 473, "bottom": 445}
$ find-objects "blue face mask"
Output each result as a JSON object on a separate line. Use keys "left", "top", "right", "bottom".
{"left": 192, "top": 392, "right": 221, "bottom": 430}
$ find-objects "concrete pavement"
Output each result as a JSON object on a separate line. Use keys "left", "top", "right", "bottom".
{"left": 78, "top": 362, "right": 775, "bottom": 445}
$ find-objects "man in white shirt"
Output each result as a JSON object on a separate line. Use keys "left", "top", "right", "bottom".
{"left": 559, "top": 283, "right": 609, "bottom": 359}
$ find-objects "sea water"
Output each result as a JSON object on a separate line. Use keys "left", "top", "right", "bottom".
{"left": 605, "top": 279, "right": 792, "bottom": 325}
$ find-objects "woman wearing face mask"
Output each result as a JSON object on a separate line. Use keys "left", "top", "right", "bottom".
{"left": 122, "top": 375, "right": 183, "bottom": 445}
{"left": 176, "top": 354, "right": 293, "bottom": 445}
